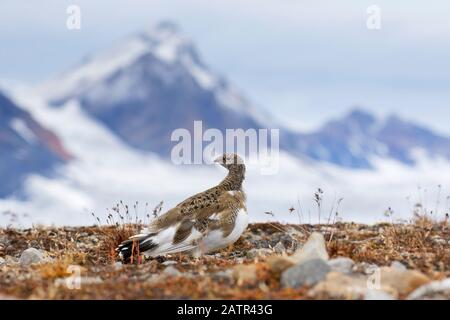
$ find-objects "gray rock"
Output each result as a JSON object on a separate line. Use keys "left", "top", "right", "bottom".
{"left": 390, "top": 261, "right": 407, "bottom": 271}
{"left": 273, "top": 242, "right": 286, "bottom": 254}
{"left": 163, "top": 266, "right": 181, "bottom": 277}
{"left": 290, "top": 232, "right": 329, "bottom": 265}
{"left": 19, "top": 248, "right": 44, "bottom": 266}
{"left": 162, "top": 260, "right": 178, "bottom": 266}
{"left": 0, "top": 257, "right": 5, "bottom": 266}
{"left": 407, "top": 278, "right": 450, "bottom": 300}
{"left": 270, "top": 233, "right": 298, "bottom": 249}
{"left": 281, "top": 258, "right": 331, "bottom": 288}
{"left": 364, "top": 289, "right": 396, "bottom": 300}
{"left": 328, "top": 257, "right": 355, "bottom": 275}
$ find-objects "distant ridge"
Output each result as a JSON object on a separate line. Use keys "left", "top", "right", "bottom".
{"left": 0, "top": 91, "right": 72, "bottom": 197}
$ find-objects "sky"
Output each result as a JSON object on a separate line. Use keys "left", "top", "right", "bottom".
{"left": 1, "top": 0, "right": 450, "bottom": 134}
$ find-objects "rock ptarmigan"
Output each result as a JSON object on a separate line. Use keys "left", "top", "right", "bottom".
{"left": 116, "top": 153, "right": 248, "bottom": 262}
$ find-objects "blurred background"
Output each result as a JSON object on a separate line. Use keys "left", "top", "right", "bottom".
{"left": 1, "top": 0, "right": 450, "bottom": 226}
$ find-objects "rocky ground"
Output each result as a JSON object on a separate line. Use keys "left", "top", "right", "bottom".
{"left": 0, "top": 219, "right": 449, "bottom": 300}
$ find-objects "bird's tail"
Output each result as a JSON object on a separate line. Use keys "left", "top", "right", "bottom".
{"left": 116, "top": 232, "right": 157, "bottom": 263}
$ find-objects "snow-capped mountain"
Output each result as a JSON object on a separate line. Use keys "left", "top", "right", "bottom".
{"left": 38, "top": 21, "right": 450, "bottom": 169}
{"left": 39, "top": 22, "right": 275, "bottom": 157}
{"left": 2, "top": 21, "right": 450, "bottom": 226}
{"left": 0, "top": 91, "right": 71, "bottom": 197}
{"left": 4, "top": 87, "right": 450, "bottom": 227}
{"left": 293, "top": 109, "right": 450, "bottom": 168}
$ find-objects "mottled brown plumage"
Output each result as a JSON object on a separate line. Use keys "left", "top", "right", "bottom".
{"left": 117, "top": 153, "right": 248, "bottom": 261}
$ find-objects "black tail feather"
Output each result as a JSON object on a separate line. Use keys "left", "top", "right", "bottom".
{"left": 116, "top": 233, "right": 157, "bottom": 263}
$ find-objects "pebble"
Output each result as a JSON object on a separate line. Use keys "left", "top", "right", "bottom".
{"left": 270, "top": 233, "right": 298, "bottom": 249}
{"left": 0, "top": 257, "right": 5, "bottom": 266}
{"left": 281, "top": 258, "right": 331, "bottom": 289}
{"left": 19, "top": 248, "right": 45, "bottom": 266}
{"left": 407, "top": 278, "right": 450, "bottom": 300}
{"left": 273, "top": 242, "right": 285, "bottom": 254}
{"left": 328, "top": 257, "right": 355, "bottom": 275}
{"left": 290, "top": 232, "right": 329, "bottom": 265}
{"left": 309, "top": 272, "right": 396, "bottom": 300}
{"left": 266, "top": 255, "right": 294, "bottom": 274}
{"left": 378, "top": 267, "right": 430, "bottom": 296}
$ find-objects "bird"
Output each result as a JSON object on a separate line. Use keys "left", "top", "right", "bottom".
{"left": 116, "top": 153, "right": 248, "bottom": 262}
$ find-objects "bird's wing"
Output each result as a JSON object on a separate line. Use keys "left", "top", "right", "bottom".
{"left": 118, "top": 190, "right": 247, "bottom": 260}
{"left": 149, "top": 188, "right": 245, "bottom": 231}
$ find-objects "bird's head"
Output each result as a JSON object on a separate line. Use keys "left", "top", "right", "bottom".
{"left": 214, "top": 153, "right": 245, "bottom": 171}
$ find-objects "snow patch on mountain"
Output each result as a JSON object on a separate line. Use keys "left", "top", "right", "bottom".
{"left": 2, "top": 88, "right": 450, "bottom": 227}
{"left": 10, "top": 118, "right": 36, "bottom": 144}
{"left": 37, "top": 22, "right": 274, "bottom": 130}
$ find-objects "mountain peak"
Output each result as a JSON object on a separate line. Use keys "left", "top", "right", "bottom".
{"left": 346, "top": 108, "right": 376, "bottom": 124}
{"left": 0, "top": 90, "right": 72, "bottom": 196}
{"left": 154, "top": 21, "right": 181, "bottom": 35}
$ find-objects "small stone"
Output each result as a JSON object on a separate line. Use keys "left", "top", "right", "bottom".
{"left": 0, "top": 257, "right": 5, "bottom": 266}
{"left": 310, "top": 272, "right": 397, "bottom": 300}
{"left": 290, "top": 232, "right": 329, "bottom": 265}
{"left": 162, "top": 260, "right": 178, "bottom": 266}
{"left": 19, "top": 248, "right": 44, "bottom": 266}
{"left": 379, "top": 267, "right": 430, "bottom": 296}
{"left": 328, "top": 257, "right": 355, "bottom": 275}
{"left": 407, "top": 278, "right": 450, "bottom": 300}
{"left": 163, "top": 266, "right": 181, "bottom": 277}
{"left": 281, "top": 258, "right": 331, "bottom": 289}
{"left": 390, "top": 261, "right": 407, "bottom": 271}
{"left": 233, "top": 264, "right": 258, "bottom": 285}
{"left": 266, "top": 255, "right": 294, "bottom": 274}
{"left": 273, "top": 242, "right": 285, "bottom": 254}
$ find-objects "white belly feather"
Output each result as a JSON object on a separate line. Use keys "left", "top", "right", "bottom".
{"left": 200, "top": 208, "right": 248, "bottom": 253}
{"left": 139, "top": 209, "right": 248, "bottom": 257}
